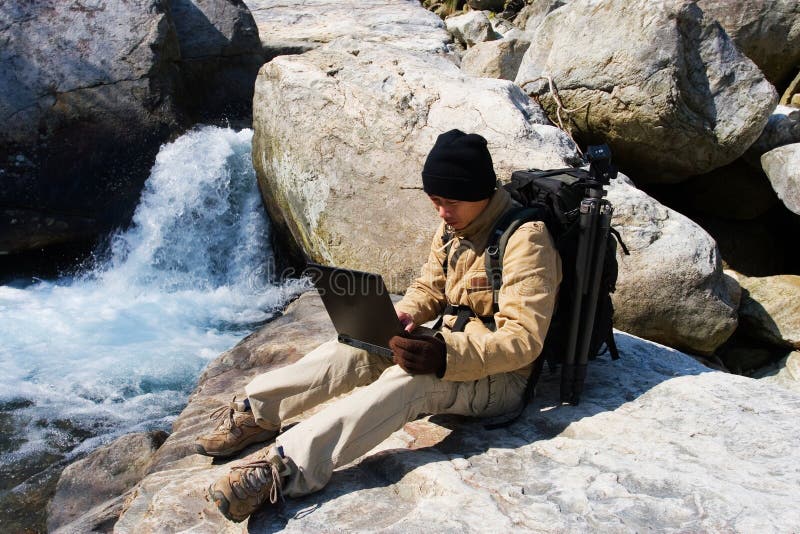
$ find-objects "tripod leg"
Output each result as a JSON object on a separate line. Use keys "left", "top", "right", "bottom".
{"left": 561, "top": 198, "right": 601, "bottom": 404}
{"left": 571, "top": 201, "right": 613, "bottom": 405}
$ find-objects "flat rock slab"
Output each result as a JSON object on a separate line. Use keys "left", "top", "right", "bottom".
{"left": 245, "top": 0, "right": 450, "bottom": 54}
{"left": 76, "top": 291, "right": 800, "bottom": 532}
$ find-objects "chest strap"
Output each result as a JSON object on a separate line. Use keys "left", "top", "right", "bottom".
{"left": 437, "top": 304, "right": 496, "bottom": 332}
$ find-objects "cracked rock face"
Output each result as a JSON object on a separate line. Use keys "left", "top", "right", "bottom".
{"left": 514, "top": 0, "right": 777, "bottom": 182}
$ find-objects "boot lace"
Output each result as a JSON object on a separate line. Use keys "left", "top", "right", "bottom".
{"left": 209, "top": 395, "right": 243, "bottom": 432}
{"left": 231, "top": 455, "right": 284, "bottom": 504}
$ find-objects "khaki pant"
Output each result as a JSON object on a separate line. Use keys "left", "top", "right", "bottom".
{"left": 244, "top": 336, "right": 527, "bottom": 497}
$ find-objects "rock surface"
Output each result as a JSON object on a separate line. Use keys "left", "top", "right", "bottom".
{"left": 460, "top": 33, "right": 531, "bottom": 80}
{"left": 697, "top": 0, "right": 800, "bottom": 88}
{"left": 514, "top": 0, "right": 777, "bottom": 181}
{"left": 756, "top": 351, "right": 800, "bottom": 394}
{"left": 55, "top": 291, "right": 800, "bottom": 532}
{"left": 736, "top": 273, "right": 800, "bottom": 349}
{"left": 608, "top": 174, "right": 739, "bottom": 355}
{"left": 761, "top": 142, "right": 800, "bottom": 215}
{"left": 445, "top": 10, "right": 498, "bottom": 48}
{"left": 744, "top": 105, "right": 800, "bottom": 167}
{"left": 246, "top": 0, "right": 450, "bottom": 57}
{"left": 47, "top": 431, "right": 167, "bottom": 532}
{"left": 252, "top": 40, "right": 579, "bottom": 292}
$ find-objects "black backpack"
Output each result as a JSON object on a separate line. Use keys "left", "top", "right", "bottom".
{"left": 439, "top": 164, "right": 629, "bottom": 423}
{"left": 496, "top": 167, "right": 628, "bottom": 399}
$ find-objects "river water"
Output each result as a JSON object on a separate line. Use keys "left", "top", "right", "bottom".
{"left": 0, "top": 126, "right": 306, "bottom": 528}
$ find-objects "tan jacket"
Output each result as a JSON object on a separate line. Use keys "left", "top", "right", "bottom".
{"left": 395, "top": 188, "right": 562, "bottom": 382}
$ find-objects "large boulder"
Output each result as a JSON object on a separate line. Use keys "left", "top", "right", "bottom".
{"left": 0, "top": 0, "right": 184, "bottom": 255}
{"left": 0, "top": 0, "right": 266, "bottom": 257}
{"left": 514, "top": 0, "right": 777, "bottom": 182}
{"left": 55, "top": 292, "right": 800, "bottom": 532}
{"left": 169, "top": 0, "right": 264, "bottom": 118}
{"left": 697, "top": 0, "right": 800, "bottom": 89}
{"left": 608, "top": 174, "right": 739, "bottom": 355}
{"left": 761, "top": 143, "right": 800, "bottom": 215}
{"left": 251, "top": 41, "right": 580, "bottom": 292}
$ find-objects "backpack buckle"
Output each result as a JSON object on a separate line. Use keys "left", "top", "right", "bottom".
{"left": 486, "top": 245, "right": 499, "bottom": 257}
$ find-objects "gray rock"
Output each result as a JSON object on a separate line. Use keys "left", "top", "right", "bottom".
{"left": 608, "top": 174, "right": 739, "bottom": 355}
{"left": 445, "top": 10, "right": 498, "bottom": 47}
{"left": 245, "top": 0, "right": 450, "bottom": 57}
{"left": 514, "top": 0, "right": 777, "bottom": 182}
{"left": 744, "top": 105, "right": 800, "bottom": 166}
{"left": 761, "top": 143, "right": 800, "bottom": 215}
{"left": 697, "top": 0, "right": 800, "bottom": 89}
{"left": 515, "top": 0, "right": 567, "bottom": 31}
{"left": 170, "top": 0, "right": 265, "bottom": 118}
{"left": 251, "top": 41, "right": 579, "bottom": 293}
{"left": 68, "top": 292, "right": 800, "bottom": 532}
{"left": 47, "top": 431, "right": 167, "bottom": 532}
{"left": 460, "top": 34, "right": 531, "bottom": 80}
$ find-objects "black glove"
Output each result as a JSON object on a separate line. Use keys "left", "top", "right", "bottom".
{"left": 389, "top": 333, "right": 447, "bottom": 377}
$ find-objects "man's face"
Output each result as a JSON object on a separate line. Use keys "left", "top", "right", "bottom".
{"left": 429, "top": 195, "right": 490, "bottom": 230}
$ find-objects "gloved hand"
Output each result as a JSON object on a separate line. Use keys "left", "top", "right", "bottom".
{"left": 389, "top": 333, "right": 447, "bottom": 377}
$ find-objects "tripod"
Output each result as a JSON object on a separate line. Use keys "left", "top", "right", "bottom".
{"left": 560, "top": 145, "right": 616, "bottom": 405}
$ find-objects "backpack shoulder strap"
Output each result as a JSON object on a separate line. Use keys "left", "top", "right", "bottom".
{"left": 484, "top": 206, "right": 547, "bottom": 313}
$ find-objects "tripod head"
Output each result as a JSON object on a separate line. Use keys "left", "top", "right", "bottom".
{"left": 585, "top": 144, "right": 617, "bottom": 185}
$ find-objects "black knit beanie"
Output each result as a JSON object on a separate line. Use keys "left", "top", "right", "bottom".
{"left": 422, "top": 129, "right": 496, "bottom": 201}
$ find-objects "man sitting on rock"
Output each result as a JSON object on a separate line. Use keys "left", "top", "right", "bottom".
{"left": 198, "top": 129, "right": 562, "bottom": 523}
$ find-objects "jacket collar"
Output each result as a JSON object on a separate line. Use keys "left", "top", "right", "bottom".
{"left": 450, "top": 188, "right": 512, "bottom": 250}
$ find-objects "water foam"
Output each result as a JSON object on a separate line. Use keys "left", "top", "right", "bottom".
{"left": 0, "top": 126, "right": 306, "bottom": 466}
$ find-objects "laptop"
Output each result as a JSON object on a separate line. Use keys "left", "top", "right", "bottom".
{"left": 306, "top": 263, "right": 403, "bottom": 358}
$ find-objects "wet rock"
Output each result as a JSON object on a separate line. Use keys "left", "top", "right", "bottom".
{"left": 47, "top": 430, "right": 167, "bottom": 532}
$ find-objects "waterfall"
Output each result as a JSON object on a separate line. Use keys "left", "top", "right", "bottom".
{"left": 0, "top": 126, "right": 306, "bottom": 473}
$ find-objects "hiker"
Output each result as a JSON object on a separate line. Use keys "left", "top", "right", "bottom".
{"left": 199, "top": 129, "right": 562, "bottom": 523}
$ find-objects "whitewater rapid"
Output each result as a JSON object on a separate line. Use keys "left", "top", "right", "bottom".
{"left": 0, "top": 126, "right": 306, "bottom": 470}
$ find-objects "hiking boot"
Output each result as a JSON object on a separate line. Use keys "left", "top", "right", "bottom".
{"left": 208, "top": 447, "right": 290, "bottom": 523}
{"left": 195, "top": 397, "right": 277, "bottom": 458}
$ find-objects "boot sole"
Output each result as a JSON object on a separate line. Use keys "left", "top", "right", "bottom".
{"left": 195, "top": 429, "right": 277, "bottom": 458}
